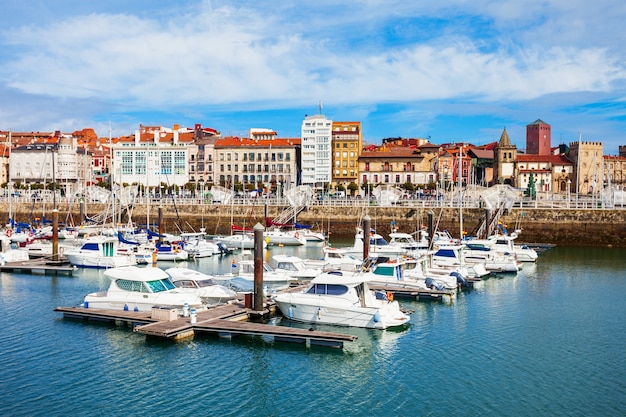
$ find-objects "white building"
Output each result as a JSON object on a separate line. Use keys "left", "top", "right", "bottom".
{"left": 113, "top": 125, "right": 193, "bottom": 190}
{"left": 301, "top": 114, "right": 332, "bottom": 188}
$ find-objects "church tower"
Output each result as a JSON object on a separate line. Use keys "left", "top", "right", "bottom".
{"left": 493, "top": 128, "right": 517, "bottom": 185}
{"left": 526, "top": 119, "right": 551, "bottom": 155}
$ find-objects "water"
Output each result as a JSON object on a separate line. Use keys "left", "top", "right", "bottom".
{"left": 1, "top": 244, "right": 625, "bottom": 417}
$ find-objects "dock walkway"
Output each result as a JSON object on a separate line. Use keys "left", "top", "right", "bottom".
{"left": 55, "top": 301, "right": 357, "bottom": 348}
{"left": 1, "top": 258, "right": 76, "bottom": 275}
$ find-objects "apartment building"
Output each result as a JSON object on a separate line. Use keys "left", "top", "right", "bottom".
{"left": 331, "top": 121, "right": 361, "bottom": 187}
{"left": 301, "top": 114, "right": 332, "bottom": 188}
{"left": 214, "top": 136, "right": 300, "bottom": 194}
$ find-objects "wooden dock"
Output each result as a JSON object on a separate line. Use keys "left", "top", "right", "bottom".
{"left": 1, "top": 258, "right": 76, "bottom": 275}
{"left": 55, "top": 301, "right": 357, "bottom": 348}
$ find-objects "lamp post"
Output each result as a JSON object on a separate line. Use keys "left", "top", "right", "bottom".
{"left": 567, "top": 179, "right": 571, "bottom": 208}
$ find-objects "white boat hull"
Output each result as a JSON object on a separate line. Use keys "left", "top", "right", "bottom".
{"left": 274, "top": 297, "right": 409, "bottom": 329}
{"left": 65, "top": 252, "right": 136, "bottom": 268}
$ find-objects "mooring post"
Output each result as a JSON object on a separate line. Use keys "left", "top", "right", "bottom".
{"left": 52, "top": 209, "right": 59, "bottom": 262}
{"left": 363, "top": 215, "right": 371, "bottom": 264}
{"left": 253, "top": 222, "right": 265, "bottom": 311}
{"left": 79, "top": 201, "right": 85, "bottom": 226}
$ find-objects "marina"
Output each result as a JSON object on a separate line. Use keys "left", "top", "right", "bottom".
{"left": 1, "top": 245, "right": 625, "bottom": 416}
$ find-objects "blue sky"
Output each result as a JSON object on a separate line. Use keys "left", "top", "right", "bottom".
{"left": 1, "top": 1, "right": 625, "bottom": 154}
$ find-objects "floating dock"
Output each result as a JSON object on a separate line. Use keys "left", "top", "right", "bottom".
{"left": 0, "top": 258, "right": 76, "bottom": 275}
{"left": 55, "top": 301, "right": 357, "bottom": 348}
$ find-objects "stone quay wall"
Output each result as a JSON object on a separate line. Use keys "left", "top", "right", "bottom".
{"left": 5, "top": 202, "right": 626, "bottom": 247}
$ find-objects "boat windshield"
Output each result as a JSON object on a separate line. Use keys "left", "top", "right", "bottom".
{"left": 146, "top": 278, "right": 176, "bottom": 293}
{"left": 196, "top": 278, "right": 216, "bottom": 287}
{"left": 306, "top": 283, "right": 348, "bottom": 296}
{"left": 276, "top": 262, "right": 298, "bottom": 271}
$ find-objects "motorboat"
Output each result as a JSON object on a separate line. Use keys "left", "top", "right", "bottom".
{"left": 231, "top": 259, "right": 299, "bottom": 291}
{"left": 429, "top": 245, "right": 490, "bottom": 278}
{"left": 302, "top": 246, "right": 363, "bottom": 272}
{"left": 0, "top": 235, "right": 30, "bottom": 264}
{"left": 64, "top": 235, "right": 137, "bottom": 269}
{"left": 264, "top": 229, "right": 307, "bottom": 246}
{"left": 270, "top": 254, "right": 323, "bottom": 281}
{"left": 116, "top": 244, "right": 153, "bottom": 265}
{"left": 388, "top": 229, "right": 429, "bottom": 256}
{"left": 154, "top": 241, "right": 189, "bottom": 262}
{"left": 179, "top": 231, "right": 230, "bottom": 258}
{"left": 272, "top": 272, "right": 411, "bottom": 329}
{"left": 82, "top": 265, "right": 206, "bottom": 313}
{"left": 366, "top": 258, "right": 460, "bottom": 291}
{"left": 214, "top": 233, "right": 260, "bottom": 250}
{"left": 331, "top": 227, "right": 407, "bottom": 260}
{"left": 299, "top": 229, "right": 326, "bottom": 243}
{"left": 164, "top": 267, "right": 239, "bottom": 305}
{"left": 6, "top": 228, "right": 35, "bottom": 247}
{"left": 485, "top": 232, "right": 538, "bottom": 262}
{"left": 461, "top": 241, "right": 522, "bottom": 273}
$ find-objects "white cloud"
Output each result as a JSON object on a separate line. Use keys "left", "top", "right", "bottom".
{"left": 0, "top": 0, "right": 625, "bottom": 151}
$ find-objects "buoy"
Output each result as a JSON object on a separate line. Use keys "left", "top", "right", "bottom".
{"left": 123, "top": 304, "right": 128, "bottom": 311}
{"left": 373, "top": 311, "right": 380, "bottom": 323}
{"left": 183, "top": 303, "right": 189, "bottom": 317}
{"left": 288, "top": 306, "right": 293, "bottom": 320}
{"left": 190, "top": 308, "right": 197, "bottom": 324}
{"left": 317, "top": 307, "right": 322, "bottom": 320}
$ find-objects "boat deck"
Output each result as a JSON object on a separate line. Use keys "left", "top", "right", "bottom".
{"left": 369, "top": 283, "right": 457, "bottom": 301}
{"left": 55, "top": 300, "right": 356, "bottom": 348}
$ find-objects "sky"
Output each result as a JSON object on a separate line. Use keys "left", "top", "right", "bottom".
{"left": 1, "top": 0, "right": 625, "bottom": 154}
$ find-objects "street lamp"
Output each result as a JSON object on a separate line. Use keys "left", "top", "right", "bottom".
{"left": 567, "top": 179, "right": 571, "bottom": 208}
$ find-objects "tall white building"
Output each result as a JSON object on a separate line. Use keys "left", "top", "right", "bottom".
{"left": 301, "top": 114, "right": 332, "bottom": 187}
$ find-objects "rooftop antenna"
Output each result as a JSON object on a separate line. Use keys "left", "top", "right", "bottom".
{"left": 318, "top": 99, "right": 323, "bottom": 115}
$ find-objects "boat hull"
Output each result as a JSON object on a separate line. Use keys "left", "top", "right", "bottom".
{"left": 274, "top": 296, "right": 409, "bottom": 329}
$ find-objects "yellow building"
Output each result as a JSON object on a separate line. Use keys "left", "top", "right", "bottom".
{"left": 331, "top": 122, "right": 362, "bottom": 187}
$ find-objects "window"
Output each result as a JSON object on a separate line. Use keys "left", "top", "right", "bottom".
{"left": 306, "top": 284, "right": 348, "bottom": 295}
{"left": 160, "top": 151, "right": 172, "bottom": 175}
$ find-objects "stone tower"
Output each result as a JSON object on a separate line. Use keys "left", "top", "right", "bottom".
{"left": 526, "top": 119, "right": 551, "bottom": 155}
{"left": 493, "top": 128, "right": 517, "bottom": 185}
{"left": 569, "top": 141, "right": 604, "bottom": 195}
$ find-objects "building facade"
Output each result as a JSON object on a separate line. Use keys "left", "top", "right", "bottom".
{"left": 113, "top": 125, "right": 194, "bottom": 191}
{"left": 526, "top": 119, "right": 551, "bottom": 155}
{"left": 359, "top": 139, "right": 437, "bottom": 190}
{"left": 331, "top": 121, "right": 361, "bottom": 187}
{"left": 569, "top": 141, "right": 604, "bottom": 195}
{"left": 301, "top": 114, "right": 332, "bottom": 188}
{"left": 214, "top": 136, "right": 300, "bottom": 195}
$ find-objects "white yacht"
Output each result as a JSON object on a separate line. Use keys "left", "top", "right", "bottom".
{"left": 0, "top": 235, "right": 30, "bottom": 264}
{"left": 302, "top": 246, "right": 363, "bottom": 272}
{"left": 264, "top": 229, "right": 307, "bottom": 246}
{"left": 179, "top": 231, "right": 229, "bottom": 258}
{"left": 164, "top": 267, "right": 239, "bottom": 305}
{"left": 271, "top": 254, "right": 323, "bottom": 281}
{"left": 83, "top": 266, "right": 205, "bottom": 313}
{"left": 273, "top": 272, "right": 411, "bottom": 329}
{"left": 334, "top": 227, "right": 407, "bottom": 260}
{"left": 231, "top": 259, "right": 298, "bottom": 291}
{"left": 64, "top": 236, "right": 137, "bottom": 269}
